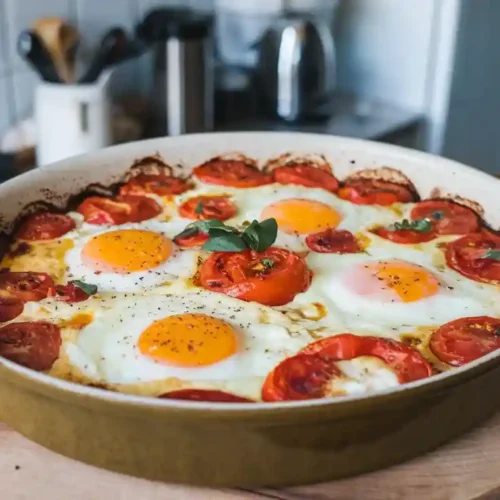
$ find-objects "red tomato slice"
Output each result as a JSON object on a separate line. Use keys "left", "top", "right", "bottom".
{"left": 120, "top": 173, "right": 191, "bottom": 196}
{"left": 77, "top": 195, "right": 162, "bottom": 225}
{"left": 194, "top": 159, "right": 272, "bottom": 188}
{"left": 430, "top": 316, "right": 500, "bottom": 366}
{"left": 373, "top": 226, "right": 436, "bottom": 244}
{"left": 305, "top": 229, "right": 361, "bottom": 253}
{"left": 262, "top": 334, "right": 433, "bottom": 402}
{"left": 338, "top": 179, "right": 415, "bottom": 206}
{"left": 445, "top": 233, "right": 500, "bottom": 284}
{"left": 262, "top": 354, "right": 340, "bottom": 402}
{"left": 0, "top": 272, "right": 55, "bottom": 302}
{"left": 52, "top": 283, "right": 91, "bottom": 303}
{"left": 199, "top": 248, "right": 312, "bottom": 306}
{"left": 411, "top": 200, "right": 480, "bottom": 235}
{"left": 0, "top": 321, "right": 61, "bottom": 371}
{"left": 272, "top": 164, "right": 339, "bottom": 193}
{"left": 16, "top": 213, "right": 75, "bottom": 241}
{"left": 159, "top": 389, "right": 253, "bottom": 403}
{"left": 173, "top": 228, "right": 209, "bottom": 248}
{"left": 0, "top": 296, "right": 24, "bottom": 322}
{"left": 301, "top": 334, "right": 433, "bottom": 384}
{"left": 178, "top": 195, "right": 237, "bottom": 221}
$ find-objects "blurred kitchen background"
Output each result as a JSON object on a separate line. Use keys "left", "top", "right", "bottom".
{"left": 0, "top": 0, "right": 497, "bottom": 176}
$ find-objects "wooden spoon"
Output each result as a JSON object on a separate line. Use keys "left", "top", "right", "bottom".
{"left": 32, "top": 17, "right": 79, "bottom": 83}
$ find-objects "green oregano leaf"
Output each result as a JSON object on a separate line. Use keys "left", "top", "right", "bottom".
{"left": 69, "top": 280, "right": 98, "bottom": 295}
{"left": 392, "top": 218, "right": 432, "bottom": 233}
{"left": 202, "top": 230, "right": 247, "bottom": 252}
{"left": 194, "top": 201, "right": 204, "bottom": 215}
{"left": 261, "top": 258, "right": 275, "bottom": 269}
{"left": 481, "top": 249, "right": 500, "bottom": 261}
{"left": 174, "top": 219, "right": 228, "bottom": 241}
{"left": 242, "top": 218, "right": 278, "bottom": 252}
{"left": 175, "top": 218, "right": 278, "bottom": 253}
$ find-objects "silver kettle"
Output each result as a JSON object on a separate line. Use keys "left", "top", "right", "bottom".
{"left": 256, "top": 14, "right": 336, "bottom": 122}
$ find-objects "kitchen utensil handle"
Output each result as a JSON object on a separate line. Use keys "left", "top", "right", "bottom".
{"left": 277, "top": 23, "right": 302, "bottom": 121}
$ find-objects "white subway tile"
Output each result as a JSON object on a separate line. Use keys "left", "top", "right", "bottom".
{"left": 0, "top": 74, "right": 13, "bottom": 136}
{"left": 0, "top": 0, "right": 10, "bottom": 73}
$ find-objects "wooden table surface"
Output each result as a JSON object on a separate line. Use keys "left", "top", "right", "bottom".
{"left": 2, "top": 413, "right": 500, "bottom": 500}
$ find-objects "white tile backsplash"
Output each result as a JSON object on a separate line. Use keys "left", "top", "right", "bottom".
{"left": 0, "top": 75, "right": 12, "bottom": 133}
{"left": 138, "top": 0, "right": 184, "bottom": 17}
{"left": 0, "top": 0, "right": 9, "bottom": 74}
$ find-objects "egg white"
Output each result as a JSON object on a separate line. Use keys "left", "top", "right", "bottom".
{"left": 331, "top": 357, "right": 400, "bottom": 396}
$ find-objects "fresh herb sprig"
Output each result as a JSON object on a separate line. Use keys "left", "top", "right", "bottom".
{"left": 391, "top": 218, "right": 432, "bottom": 233}
{"left": 174, "top": 218, "right": 278, "bottom": 253}
{"left": 69, "top": 280, "right": 98, "bottom": 295}
{"left": 481, "top": 249, "right": 500, "bottom": 261}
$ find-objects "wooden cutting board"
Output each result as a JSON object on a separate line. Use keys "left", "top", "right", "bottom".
{"left": 2, "top": 413, "right": 500, "bottom": 500}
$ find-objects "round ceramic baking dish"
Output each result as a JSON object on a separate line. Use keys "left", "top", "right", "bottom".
{"left": 0, "top": 133, "right": 499, "bottom": 487}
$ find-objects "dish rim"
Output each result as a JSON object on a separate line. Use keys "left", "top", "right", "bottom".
{"left": 1, "top": 131, "right": 499, "bottom": 416}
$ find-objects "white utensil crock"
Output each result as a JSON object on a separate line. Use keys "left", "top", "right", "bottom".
{"left": 35, "top": 73, "right": 112, "bottom": 166}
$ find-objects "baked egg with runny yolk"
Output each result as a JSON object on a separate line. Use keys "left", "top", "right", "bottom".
{"left": 61, "top": 292, "right": 311, "bottom": 399}
{"left": 64, "top": 222, "right": 200, "bottom": 293}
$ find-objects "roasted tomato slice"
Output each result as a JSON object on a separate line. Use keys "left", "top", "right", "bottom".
{"left": 173, "top": 227, "right": 209, "bottom": 248}
{"left": 372, "top": 226, "right": 437, "bottom": 244}
{"left": 120, "top": 172, "right": 191, "bottom": 196}
{"left": 445, "top": 232, "right": 500, "bottom": 284}
{"left": 199, "top": 248, "right": 311, "bottom": 306}
{"left": 0, "top": 272, "right": 55, "bottom": 302}
{"left": 430, "top": 316, "right": 500, "bottom": 366}
{"left": 301, "top": 334, "right": 433, "bottom": 383}
{"left": 262, "top": 334, "right": 432, "bottom": 402}
{"left": 77, "top": 194, "right": 162, "bottom": 225}
{"left": 16, "top": 213, "right": 75, "bottom": 241}
{"left": 0, "top": 321, "right": 61, "bottom": 371}
{"left": 338, "top": 179, "right": 415, "bottom": 206}
{"left": 0, "top": 296, "right": 24, "bottom": 322}
{"left": 411, "top": 200, "right": 480, "bottom": 235}
{"left": 262, "top": 354, "right": 340, "bottom": 402}
{"left": 178, "top": 195, "right": 237, "bottom": 221}
{"left": 272, "top": 164, "right": 339, "bottom": 193}
{"left": 305, "top": 229, "right": 361, "bottom": 253}
{"left": 193, "top": 158, "right": 272, "bottom": 188}
{"left": 52, "top": 283, "right": 91, "bottom": 303}
{"left": 159, "top": 389, "right": 253, "bottom": 403}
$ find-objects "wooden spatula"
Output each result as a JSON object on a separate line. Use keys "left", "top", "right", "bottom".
{"left": 32, "top": 17, "right": 79, "bottom": 83}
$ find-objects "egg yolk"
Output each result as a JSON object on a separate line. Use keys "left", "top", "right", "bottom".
{"left": 261, "top": 198, "right": 342, "bottom": 234}
{"left": 138, "top": 313, "right": 237, "bottom": 366}
{"left": 59, "top": 312, "right": 94, "bottom": 329}
{"left": 82, "top": 229, "right": 172, "bottom": 274}
{"left": 346, "top": 259, "right": 440, "bottom": 303}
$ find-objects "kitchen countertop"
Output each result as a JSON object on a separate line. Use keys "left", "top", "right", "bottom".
{"left": 215, "top": 94, "right": 423, "bottom": 141}
{"left": 3, "top": 413, "right": 500, "bottom": 499}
